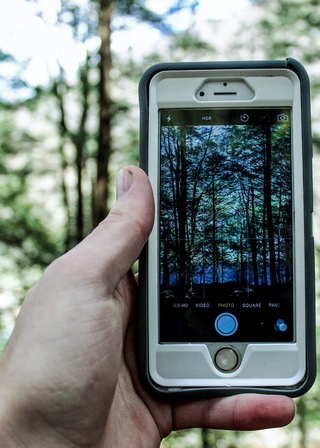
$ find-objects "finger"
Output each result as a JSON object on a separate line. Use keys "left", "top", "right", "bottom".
{"left": 172, "top": 394, "right": 296, "bottom": 431}
{"left": 61, "top": 166, "right": 154, "bottom": 291}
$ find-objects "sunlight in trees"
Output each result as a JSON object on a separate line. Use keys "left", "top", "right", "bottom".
{"left": 0, "top": 0, "right": 320, "bottom": 446}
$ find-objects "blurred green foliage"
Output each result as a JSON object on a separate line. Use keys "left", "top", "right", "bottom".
{"left": 0, "top": 0, "right": 320, "bottom": 447}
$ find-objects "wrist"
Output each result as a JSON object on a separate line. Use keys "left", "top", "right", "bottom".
{"left": 0, "top": 394, "right": 28, "bottom": 447}
{"left": 0, "top": 392, "right": 74, "bottom": 448}
{"left": 0, "top": 351, "right": 77, "bottom": 448}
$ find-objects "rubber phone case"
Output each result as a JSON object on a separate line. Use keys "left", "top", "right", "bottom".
{"left": 138, "top": 58, "right": 316, "bottom": 398}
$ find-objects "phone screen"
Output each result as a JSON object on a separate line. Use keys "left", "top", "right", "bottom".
{"left": 159, "top": 108, "right": 293, "bottom": 344}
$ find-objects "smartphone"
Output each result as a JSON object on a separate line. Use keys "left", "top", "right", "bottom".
{"left": 139, "top": 59, "right": 316, "bottom": 397}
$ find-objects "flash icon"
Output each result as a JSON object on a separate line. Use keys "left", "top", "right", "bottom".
{"left": 167, "top": 115, "right": 172, "bottom": 123}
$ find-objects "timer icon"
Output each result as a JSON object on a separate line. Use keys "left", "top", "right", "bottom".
{"left": 240, "top": 113, "right": 250, "bottom": 122}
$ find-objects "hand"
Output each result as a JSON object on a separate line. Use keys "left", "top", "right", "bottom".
{"left": 0, "top": 166, "right": 295, "bottom": 447}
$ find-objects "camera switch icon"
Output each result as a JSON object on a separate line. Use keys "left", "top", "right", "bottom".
{"left": 277, "top": 114, "right": 288, "bottom": 122}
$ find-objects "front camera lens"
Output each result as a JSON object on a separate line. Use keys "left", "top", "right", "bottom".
{"left": 199, "top": 91, "right": 205, "bottom": 97}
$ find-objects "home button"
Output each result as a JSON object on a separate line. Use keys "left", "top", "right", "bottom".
{"left": 214, "top": 347, "right": 240, "bottom": 372}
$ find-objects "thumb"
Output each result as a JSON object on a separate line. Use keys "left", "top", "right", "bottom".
{"left": 71, "top": 166, "right": 154, "bottom": 291}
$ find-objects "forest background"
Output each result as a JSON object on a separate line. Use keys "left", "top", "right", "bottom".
{"left": 1, "top": 0, "right": 320, "bottom": 447}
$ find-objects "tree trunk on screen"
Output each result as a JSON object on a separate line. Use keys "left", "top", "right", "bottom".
{"left": 265, "top": 125, "right": 277, "bottom": 285}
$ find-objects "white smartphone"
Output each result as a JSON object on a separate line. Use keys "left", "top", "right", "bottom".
{"left": 139, "top": 59, "right": 316, "bottom": 397}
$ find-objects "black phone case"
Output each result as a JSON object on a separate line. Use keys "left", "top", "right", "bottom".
{"left": 138, "top": 58, "right": 316, "bottom": 398}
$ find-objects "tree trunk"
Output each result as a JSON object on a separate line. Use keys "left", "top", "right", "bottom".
{"left": 249, "top": 185, "right": 259, "bottom": 288}
{"left": 265, "top": 125, "right": 277, "bottom": 285}
{"left": 93, "top": 0, "right": 113, "bottom": 227}
{"left": 177, "top": 127, "right": 188, "bottom": 292}
{"left": 52, "top": 75, "right": 72, "bottom": 251}
{"left": 161, "top": 225, "right": 170, "bottom": 288}
{"left": 75, "top": 56, "right": 90, "bottom": 243}
{"left": 201, "top": 428, "right": 210, "bottom": 448}
{"left": 297, "top": 397, "right": 307, "bottom": 448}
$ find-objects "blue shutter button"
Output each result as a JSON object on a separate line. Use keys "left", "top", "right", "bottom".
{"left": 215, "top": 313, "right": 238, "bottom": 336}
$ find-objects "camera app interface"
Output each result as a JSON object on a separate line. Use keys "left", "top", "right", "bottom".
{"left": 159, "top": 108, "right": 293, "bottom": 343}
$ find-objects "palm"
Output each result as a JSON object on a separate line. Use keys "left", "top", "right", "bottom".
{"left": 103, "top": 343, "right": 171, "bottom": 447}
{"left": 102, "top": 273, "right": 172, "bottom": 447}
